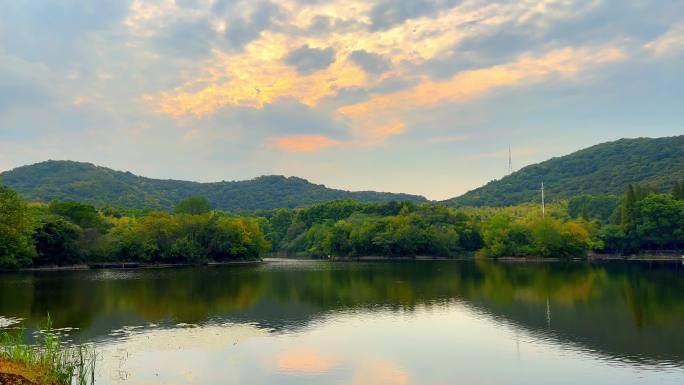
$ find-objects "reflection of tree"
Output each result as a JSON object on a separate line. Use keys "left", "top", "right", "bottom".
{"left": 469, "top": 260, "right": 607, "bottom": 305}
{"left": 0, "top": 268, "right": 268, "bottom": 331}
{"left": 2, "top": 261, "right": 684, "bottom": 364}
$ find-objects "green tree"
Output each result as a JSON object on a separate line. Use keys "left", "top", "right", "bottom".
{"left": 174, "top": 196, "right": 212, "bottom": 215}
{"left": 0, "top": 186, "right": 36, "bottom": 268}
{"left": 48, "top": 201, "right": 108, "bottom": 231}
{"left": 598, "top": 224, "right": 628, "bottom": 254}
{"left": 568, "top": 195, "right": 622, "bottom": 223}
{"left": 673, "top": 181, "right": 684, "bottom": 200}
{"left": 632, "top": 194, "right": 684, "bottom": 250}
{"left": 621, "top": 185, "right": 636, "bottom": 231}
{"left": 265, "top": 208, "right": 294, "bottom": 249}
{"left": 33, "top": 216, "right": 82, "bottom": 266}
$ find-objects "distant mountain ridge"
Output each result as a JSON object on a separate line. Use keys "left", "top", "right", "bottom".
{"left": 444, "top": 135, "right": 684, "bottom": 207}
{"left": 0, "top": 161, "right": 427, "bottom": 211}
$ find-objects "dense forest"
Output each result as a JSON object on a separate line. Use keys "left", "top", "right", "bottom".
{"left": 0, "top": 160, "right": 426, "bottom": 211}
{"left": 0, "top": 187, "right": 269, "bottom": 269}
{"left": 445, "top": 136, "right": 684, "bottom": 207}
{"left": 2, "top": 178, "right": 683, "bottom": 269}
{"left": 253, "top": 182, "right": 682, "bottom": 259}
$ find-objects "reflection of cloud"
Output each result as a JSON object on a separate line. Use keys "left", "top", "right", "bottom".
{"left": 276, "top": 349, "right": 336, "bottom": 374}
{"left": 267, "top": 134, "right": 340, "bottom": 152}
{"left": 96, "top": 323, "right": 267, "bottom": 384}
{"left": 354, "top": 359, "right": 411, "bottom": 385}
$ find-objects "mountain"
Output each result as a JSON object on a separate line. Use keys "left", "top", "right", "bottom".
{"left": 0, "top": 161, "right": 426, "bottom": 211}
{"left": 444, "top": 135, "right": 684, "bottom": 207}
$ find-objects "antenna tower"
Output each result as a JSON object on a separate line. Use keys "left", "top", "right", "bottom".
{"left": 541, "top": 182, "right": 546, "bottom": 217}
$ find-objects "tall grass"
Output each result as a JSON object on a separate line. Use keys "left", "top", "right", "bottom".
{"left": 0, "top": 315, "right": 96, "bottom": 385}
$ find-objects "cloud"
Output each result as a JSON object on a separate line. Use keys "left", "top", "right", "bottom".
{"left": 320, "top": 87, "right": 370, "bottom": 108}
{"left": 175, "top": 98, "right": 349, "bottom": 154}
{"left": 153, "top": 19, "right": 216, "bottom": 58}
{"left": 337, "top": 46, "right": 627, "bottom": 142}
{"left": 369, "top": 77, "right": 420, "bottom": 94}
{"left": 307, "top": 15, "right": 334, "bottom": 34}
{"left": 224, "top": 1, "right": 284, "bottom": 50}
{"left": 368, "top": 0, "right": 457, "bottom": 31}
{"left": 349, "top": 50, "right": 391, "bottom": 74}
{"left": 267, "top": 134, "right": 340, "bottom": 152}
{"left": 230, "top": 98, "right": 350, "bottom": 140}
{"left": 3, "top": 0, "right": 682, "bottom": 201}
{"left": 284, "top": 44, "right": 337, "bottom": 75}
{"left": 645, "top": 24, "right": 684, "bottom": 57}
{"left": 151, "top": 49, "right": 367, "bottom": 116}
{"left": 0, "top": 0, "right": 130, "bottom": 67}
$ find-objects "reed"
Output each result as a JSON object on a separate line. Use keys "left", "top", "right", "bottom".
{"left": 0, "top": 315, "right": 96, "bottom": 385}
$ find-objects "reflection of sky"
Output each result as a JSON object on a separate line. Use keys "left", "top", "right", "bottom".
{"left": 95, "top": 305, "right": 684, "bottom": 385}
{"left": 1, "top": 1, "right": 683, "bottom": 199}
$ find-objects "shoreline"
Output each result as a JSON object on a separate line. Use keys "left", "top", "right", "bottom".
{"left": 270, "top": 254, "right": 684, "bottom": 263}
{"left": 9, "top": 254, "right": 684, "bottom": 272}
{"left": 14, "top": 259, "right": 263, "bottom": 272}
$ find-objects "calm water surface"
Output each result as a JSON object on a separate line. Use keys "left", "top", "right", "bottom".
{"left": 1, "top": 259, "right": 684, "bottom": 385}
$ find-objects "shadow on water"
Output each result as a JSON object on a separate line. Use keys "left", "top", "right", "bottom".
{"left": 1, "top": 259, "right": 684, "bottom": 367}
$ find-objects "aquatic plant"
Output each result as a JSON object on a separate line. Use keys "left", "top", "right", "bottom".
{"left": 0, "top": 315, "right": 96, "bottom": 385}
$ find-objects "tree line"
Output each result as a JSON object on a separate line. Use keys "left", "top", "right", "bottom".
{"left": 256, "top": 179, "right": 684, "bottom": 259}
{"left": 255, "top": 200, "right": 600, "bottom": 259}
{"left": 0, "top": 187, "right": 269, "bottom": 269}
{"left": 2, "top": 179, "right": 684, "bottom": 269}
{"left": 568, "top": 180, "right": 684, "bottom": 253}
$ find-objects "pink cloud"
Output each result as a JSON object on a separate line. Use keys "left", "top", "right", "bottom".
{"left": 268, "top": 134, "right": 340, "bottom": 152}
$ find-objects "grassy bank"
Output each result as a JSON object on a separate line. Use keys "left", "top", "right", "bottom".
{"left": 0, "top": 317, "right": 95, "bottom": 385}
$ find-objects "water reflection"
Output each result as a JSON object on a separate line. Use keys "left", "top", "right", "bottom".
{"left": 1, "top": 259, "right": 684, "bottom": 383}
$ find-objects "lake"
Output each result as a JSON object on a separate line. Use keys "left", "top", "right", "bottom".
{"left": 1, "top": 259, "right": 684, "bottom": 385}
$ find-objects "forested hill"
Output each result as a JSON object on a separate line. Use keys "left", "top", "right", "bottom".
{"left": 444, "top": 135, "right": 684, "bottom": 207}
{"left": 0, "top": 161, "right": 426, "bottom": 211}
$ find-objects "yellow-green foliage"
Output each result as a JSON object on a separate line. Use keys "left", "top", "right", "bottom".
{"left": 476, "top": 211, "right": 601, "bottom": 258}
{"left": 104, "top": 212, "right": 270, "bottom": 263}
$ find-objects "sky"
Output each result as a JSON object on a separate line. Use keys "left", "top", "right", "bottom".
{"left": 0, "top": 0, "right": 683, "bottom": 200}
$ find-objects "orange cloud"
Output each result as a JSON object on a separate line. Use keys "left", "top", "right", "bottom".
{"left": 337, "top": 46, "right": 626, "bottom": 142}
{"left": 152, "top": 33, "right": 368, "bottom": 118}
{"left": 147, "top": 1, "right": 499, "bottom": 119}
{"left": 268, "top": 134, "right": 340, "bottom": 152}
{"left": 143, "top": 1, "right": 628, "bottom": 147}
{"left": 276, "top": 349, "right": 336, "bottom": 374}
